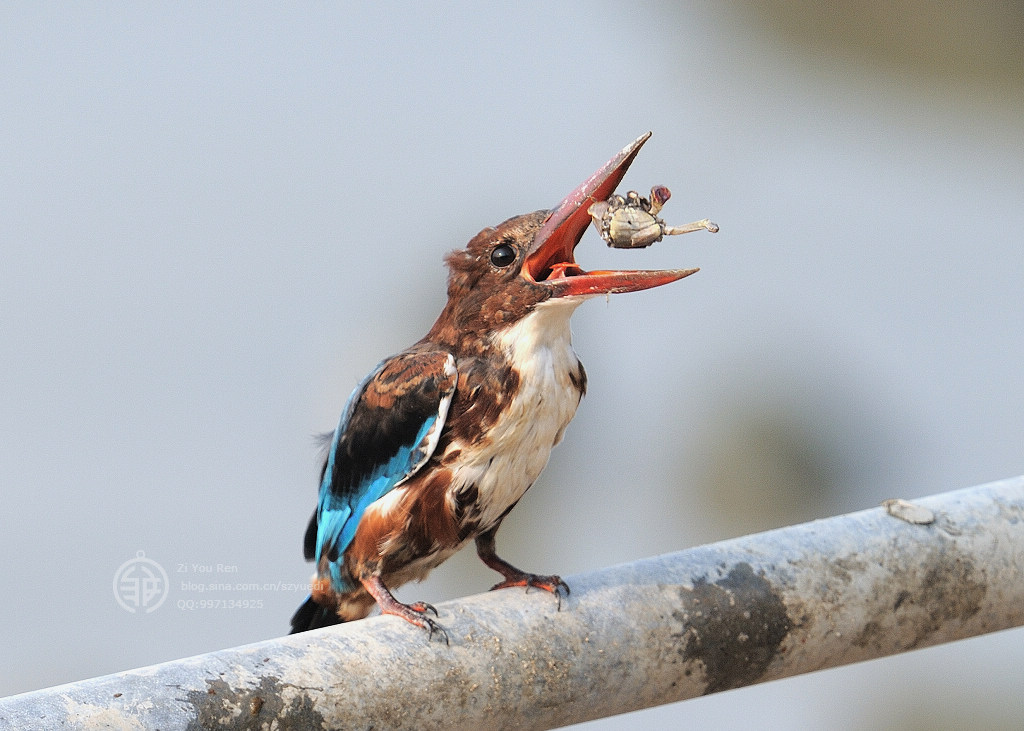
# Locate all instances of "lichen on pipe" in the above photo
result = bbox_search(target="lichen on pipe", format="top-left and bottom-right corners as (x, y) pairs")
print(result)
(1, 476), (1022, 730)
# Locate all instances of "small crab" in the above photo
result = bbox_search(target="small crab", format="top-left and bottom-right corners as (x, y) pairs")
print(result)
(587, 185), (719, 249)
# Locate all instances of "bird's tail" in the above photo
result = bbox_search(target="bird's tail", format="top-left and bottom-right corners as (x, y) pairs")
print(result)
(290, 595), (343, 634)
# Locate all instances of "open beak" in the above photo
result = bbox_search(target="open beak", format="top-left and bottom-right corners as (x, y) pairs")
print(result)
(523, 132), (698, 297)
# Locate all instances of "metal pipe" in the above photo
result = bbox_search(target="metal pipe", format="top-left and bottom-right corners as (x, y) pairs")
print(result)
(2, 476), (1022, 730)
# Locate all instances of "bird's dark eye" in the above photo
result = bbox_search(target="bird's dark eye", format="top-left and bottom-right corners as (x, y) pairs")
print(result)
(489, 243), (517, 268)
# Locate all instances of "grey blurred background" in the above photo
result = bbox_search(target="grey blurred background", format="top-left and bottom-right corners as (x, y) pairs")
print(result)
(2, 2), (1022, 728)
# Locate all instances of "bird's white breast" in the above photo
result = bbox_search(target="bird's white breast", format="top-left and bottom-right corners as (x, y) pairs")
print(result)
(447, 298), (585, 531)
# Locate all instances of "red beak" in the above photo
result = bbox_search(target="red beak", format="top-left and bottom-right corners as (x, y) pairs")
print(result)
(523, 132), (698, 297)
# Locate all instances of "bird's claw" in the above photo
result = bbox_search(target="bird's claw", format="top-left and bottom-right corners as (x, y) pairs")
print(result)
(421, 615), (450, 645)
(409, 600), (439, 617)
(403, 600), (448, 644)
(377, 597), (449, 644)
(491, 573), (570, 610)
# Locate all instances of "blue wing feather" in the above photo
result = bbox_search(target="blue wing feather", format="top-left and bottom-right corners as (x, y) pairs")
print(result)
(311, 351), (456, 592)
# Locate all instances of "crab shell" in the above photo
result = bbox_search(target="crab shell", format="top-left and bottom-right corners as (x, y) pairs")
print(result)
(587, 198), (669, 249)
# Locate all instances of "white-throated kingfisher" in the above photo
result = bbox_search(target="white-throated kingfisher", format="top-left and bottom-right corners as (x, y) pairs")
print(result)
(291, 133), (702, 640)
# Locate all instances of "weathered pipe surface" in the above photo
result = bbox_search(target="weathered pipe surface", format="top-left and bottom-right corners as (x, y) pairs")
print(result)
(2, 476), (1023, 730)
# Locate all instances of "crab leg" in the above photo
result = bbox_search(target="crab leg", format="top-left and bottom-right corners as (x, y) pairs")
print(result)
(663, 218), (719, 236)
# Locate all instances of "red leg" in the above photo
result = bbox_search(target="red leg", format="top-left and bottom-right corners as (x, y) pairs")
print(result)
(359, 575), (448, 644)
(475, 529), (570, 609)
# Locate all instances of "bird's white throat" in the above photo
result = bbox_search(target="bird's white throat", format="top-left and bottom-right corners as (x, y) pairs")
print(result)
(451, 298), (585, 530)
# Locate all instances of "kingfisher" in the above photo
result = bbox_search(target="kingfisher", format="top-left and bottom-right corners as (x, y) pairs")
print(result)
(291, 133), (706, 639)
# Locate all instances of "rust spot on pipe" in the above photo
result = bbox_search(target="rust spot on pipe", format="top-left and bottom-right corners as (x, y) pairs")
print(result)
(853, 545), (987, 651)
(674, 562), (791, 694)
(186, 676), (324, 730)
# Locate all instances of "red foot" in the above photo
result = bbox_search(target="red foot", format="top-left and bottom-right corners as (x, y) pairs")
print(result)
(490, 572), (570, 610)
(407, 601), (439, 616)
(476, 533), (570, 610)
(360, 576), (449, 644)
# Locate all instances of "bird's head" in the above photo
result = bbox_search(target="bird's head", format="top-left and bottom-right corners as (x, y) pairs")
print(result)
(432, 133), (698, 340)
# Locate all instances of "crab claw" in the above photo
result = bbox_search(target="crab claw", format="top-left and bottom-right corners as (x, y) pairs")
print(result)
(649, 185), (671, 215)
